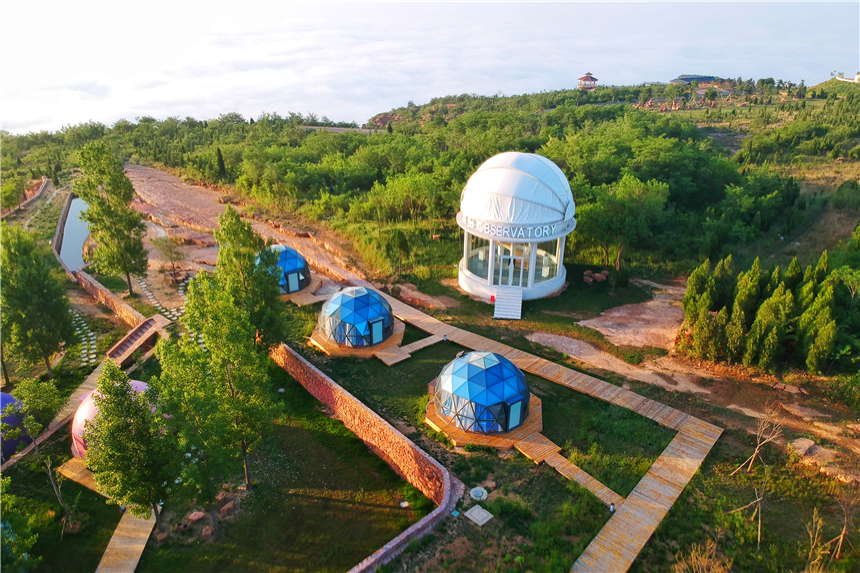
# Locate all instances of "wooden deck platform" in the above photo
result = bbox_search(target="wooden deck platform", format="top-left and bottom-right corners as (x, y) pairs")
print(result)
(378, 291), (723, 572)
(424, 395), (544, 451)
(284, 273), (327, 306)
(309, 320), (405, 358)
(57, 456), (100, 493)
(96, 510), (157, 573)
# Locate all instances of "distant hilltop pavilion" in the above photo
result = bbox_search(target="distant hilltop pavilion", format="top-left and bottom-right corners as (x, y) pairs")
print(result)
(670, 74), (722, 86)
(578, 72), (598, 90)
(835, 72), (860, 84)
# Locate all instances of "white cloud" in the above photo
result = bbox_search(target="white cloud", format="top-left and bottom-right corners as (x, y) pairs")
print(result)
(1, 2), (858, 133)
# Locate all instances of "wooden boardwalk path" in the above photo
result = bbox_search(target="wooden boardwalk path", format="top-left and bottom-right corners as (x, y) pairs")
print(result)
(95, 510), (156, 573)
(57, 456), (157, 573)
(49, 360), (104, 430)
(378, 292), (722, 572)
(57, 456), (100, 493)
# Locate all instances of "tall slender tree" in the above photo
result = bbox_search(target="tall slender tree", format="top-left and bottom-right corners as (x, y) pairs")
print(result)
(85, 360), (175, 531)
(74, 141), (148, 295)
(155, 274), (279, 493)
(0, 224), (74, 380)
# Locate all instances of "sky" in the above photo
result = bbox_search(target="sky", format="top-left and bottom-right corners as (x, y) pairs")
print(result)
(2, 1), (858, 134)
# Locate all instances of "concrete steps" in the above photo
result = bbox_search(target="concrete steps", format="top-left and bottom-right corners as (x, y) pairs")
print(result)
(493, 288), (522, 320)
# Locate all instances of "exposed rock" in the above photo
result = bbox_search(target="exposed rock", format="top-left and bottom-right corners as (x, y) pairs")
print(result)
(201, 526), (213, 540)
(157, 532), (169, 542)
(780, 403), (831, 420)
(216, 491), (228, 502)
(220, 500), (235, 517)
(813, 421), (844, 436)
(782, 384), (802, 395)
(583, 276), (594, 284)
(188, 511), (206, 523)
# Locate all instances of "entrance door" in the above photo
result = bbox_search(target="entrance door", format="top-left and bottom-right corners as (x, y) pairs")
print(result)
(371, 319), (384, 345)
(288, 272), (299, 293)
(493, 243), (528, 287)
(508, 401), (522, 430)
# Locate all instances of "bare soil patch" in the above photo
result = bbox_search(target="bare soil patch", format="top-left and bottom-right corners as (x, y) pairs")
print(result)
(578, 278), (687, 350)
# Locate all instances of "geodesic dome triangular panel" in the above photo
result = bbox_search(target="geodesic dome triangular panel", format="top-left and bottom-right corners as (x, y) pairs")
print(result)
(318, 287), (394, 348)
(265, 245), (311, 294)
(434, 351), (530, 434)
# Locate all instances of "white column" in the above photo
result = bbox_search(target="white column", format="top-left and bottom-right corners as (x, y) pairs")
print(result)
(557, 237), (566, 276)
(527, 242), (537, 289)
(487, 240), (496, 286)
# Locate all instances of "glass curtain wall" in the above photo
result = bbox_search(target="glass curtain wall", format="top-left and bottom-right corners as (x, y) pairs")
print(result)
(493, 242), (530, 287)
(466, 233), (490, 279)
(534, 239), (560, 284)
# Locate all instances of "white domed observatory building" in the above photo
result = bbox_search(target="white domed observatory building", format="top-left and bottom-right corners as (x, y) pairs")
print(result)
(457, 152), (576, 318)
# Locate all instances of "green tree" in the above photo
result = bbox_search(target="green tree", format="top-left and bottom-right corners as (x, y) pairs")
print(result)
(1, 476), (40, 573)
(726, 304), (747, 363)
(216, 147), (227, 180)
(712, 255), (735, 310)
(206, 206), (286, 350)
(74, 141), (148, 295)
(154, 274), (279, 493)
(85, 360), (174, 531)
(386, 228), (411, 275)
(783, 257), (803, 293)
(2, 379), (73, 527)
(1, 175), (25, 211)
(683, 259), (712, 323)
(152, 236), (184, 280)
(833, 266), (860, 312)
(813, 250), (829, 288)
(577, 175), (669, 271)
(0, 224), (74, 380)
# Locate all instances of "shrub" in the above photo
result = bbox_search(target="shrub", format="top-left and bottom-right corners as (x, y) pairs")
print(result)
(832, 179), (860, 211)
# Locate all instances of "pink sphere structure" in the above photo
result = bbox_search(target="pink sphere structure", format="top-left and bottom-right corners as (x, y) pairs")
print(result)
(71, 380), (148, 459)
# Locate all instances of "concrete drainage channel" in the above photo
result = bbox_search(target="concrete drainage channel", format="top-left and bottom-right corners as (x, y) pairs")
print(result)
(71, 310), (99, 366)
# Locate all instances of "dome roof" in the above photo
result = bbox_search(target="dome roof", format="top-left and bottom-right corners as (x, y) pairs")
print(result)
(435, 352), (530, 434)
(267, 245), (310, 294)
(71, 381), (148, 459)
(460, 152), (575, 227)
(318, 287), (394, 348)
(1, 392), (29, 462)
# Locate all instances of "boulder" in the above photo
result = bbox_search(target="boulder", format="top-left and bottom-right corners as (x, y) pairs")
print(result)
(780, 403), (831, 420)
(593, 273), (607, 283)
(584, 270), (593, 277)
(220, 500), (235, 517)
(201, 526), (213, 540)
(188, 511), (206, 524)
(216, 491), (228, 502)
(157, 532), (169, 543)
(583, 276), (593, 284)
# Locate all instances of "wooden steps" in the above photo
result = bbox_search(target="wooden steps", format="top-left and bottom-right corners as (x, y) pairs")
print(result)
(106, 315), (170, 368)
(494, 288), (523, 320)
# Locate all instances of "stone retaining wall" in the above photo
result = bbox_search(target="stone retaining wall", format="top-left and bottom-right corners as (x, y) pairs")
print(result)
(270, 343), (461, 571)
(76, 271), (146, 328)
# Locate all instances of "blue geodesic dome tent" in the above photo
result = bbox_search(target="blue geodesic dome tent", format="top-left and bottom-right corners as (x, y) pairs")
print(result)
(434, 352), (530, 434)
(318, 287), (394, 348)
(266, 245), (311, 294)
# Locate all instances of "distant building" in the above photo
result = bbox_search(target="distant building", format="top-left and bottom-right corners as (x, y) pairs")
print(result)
(670, 74), (722, 87)
(578, 72), (598, 90)
(835, 72), (860, 84)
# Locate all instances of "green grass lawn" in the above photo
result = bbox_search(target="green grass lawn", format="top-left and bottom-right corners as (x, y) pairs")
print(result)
(135, 361), (428, 573)
(2, 432), (123, 573)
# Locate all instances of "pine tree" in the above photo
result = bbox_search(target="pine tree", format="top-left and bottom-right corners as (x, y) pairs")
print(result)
(692, 305), (713, 359)
(708, 307), (730, 362)
(216, 147), (227, 180)
(683, 259), (712, 323)
(758, 326), (782, 372)
(806, 320), (837, 373)
(712, 255), (735, 310)
(726, 304), (747, 363)
(783, 257), (803, 293)
(798, 283), (835, 358)
(734, 257), (764, 327)
(764, 266), (781, 299)
(813, 250), (829, 288)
